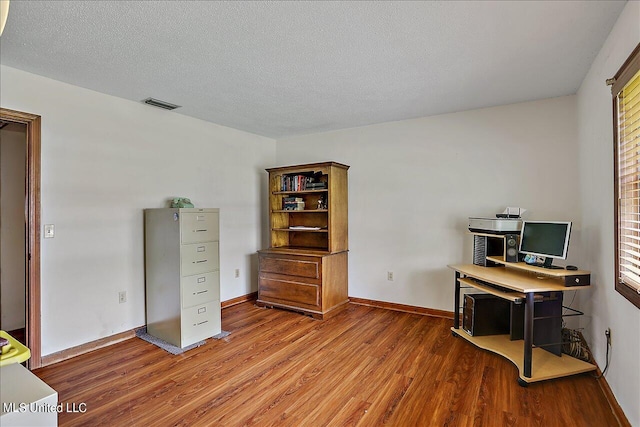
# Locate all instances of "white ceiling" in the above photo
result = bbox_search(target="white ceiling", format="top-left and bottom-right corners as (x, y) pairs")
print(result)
(0, 1), (627, 139)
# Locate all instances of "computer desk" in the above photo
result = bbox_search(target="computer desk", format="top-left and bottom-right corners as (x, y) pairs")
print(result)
(448, 259), (595, 386)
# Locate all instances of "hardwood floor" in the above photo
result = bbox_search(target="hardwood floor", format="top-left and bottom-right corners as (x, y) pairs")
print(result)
(6, 327), (25, 345)
(33, 302), (619, 426)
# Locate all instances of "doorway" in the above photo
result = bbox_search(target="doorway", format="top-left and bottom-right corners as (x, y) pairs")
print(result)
(0, 108), (41, 369)
(1, 121), (27, 343)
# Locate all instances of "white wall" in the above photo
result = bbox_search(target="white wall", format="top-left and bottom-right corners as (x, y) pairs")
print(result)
(576, 1), (640, 425)
(0, 65), (276, 356)
(0, 126), (27, 331)
(276, 95), (582, 312)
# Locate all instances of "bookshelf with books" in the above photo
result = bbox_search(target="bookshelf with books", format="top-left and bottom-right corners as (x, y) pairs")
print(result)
(257, 161), (349, 319)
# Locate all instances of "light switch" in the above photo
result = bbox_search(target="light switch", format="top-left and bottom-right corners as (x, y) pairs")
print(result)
(44, 224), (55, 238)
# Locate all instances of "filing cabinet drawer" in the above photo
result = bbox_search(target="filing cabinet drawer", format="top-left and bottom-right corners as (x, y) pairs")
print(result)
(182, 271), (220, 309)
(181, 242), (219, 276)
(181, 212), (219, 244)
(181, 301), (220, 345)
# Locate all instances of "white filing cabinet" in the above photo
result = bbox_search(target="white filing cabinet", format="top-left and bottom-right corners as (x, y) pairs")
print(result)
(145, 208), (221, 348)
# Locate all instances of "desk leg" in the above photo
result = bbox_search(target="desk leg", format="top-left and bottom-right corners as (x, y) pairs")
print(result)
(524, 291), (534, 378)
(454, 271), (461, 329)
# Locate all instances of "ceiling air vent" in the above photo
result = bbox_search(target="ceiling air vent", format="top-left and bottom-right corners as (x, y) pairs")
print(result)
(142, 97), (181, 110)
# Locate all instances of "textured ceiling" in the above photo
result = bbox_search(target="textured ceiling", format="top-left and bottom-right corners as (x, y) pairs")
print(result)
(0, 1), (627, 139)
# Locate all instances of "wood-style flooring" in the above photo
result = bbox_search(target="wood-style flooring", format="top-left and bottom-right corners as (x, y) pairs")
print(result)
(6, 327), (26, 345)
(33, 302), (619, 426)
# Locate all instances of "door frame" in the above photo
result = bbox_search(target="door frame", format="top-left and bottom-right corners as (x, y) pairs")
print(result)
(0, 108), (41, 369)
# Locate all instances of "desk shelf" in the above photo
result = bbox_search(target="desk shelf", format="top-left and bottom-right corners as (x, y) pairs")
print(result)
(450, 329), (596, 384)
(486, 256), (591, 276)
(458, 277), (527, 303)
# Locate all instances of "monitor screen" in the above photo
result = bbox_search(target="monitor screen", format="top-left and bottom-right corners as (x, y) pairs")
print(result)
(519, 221), (572, 260)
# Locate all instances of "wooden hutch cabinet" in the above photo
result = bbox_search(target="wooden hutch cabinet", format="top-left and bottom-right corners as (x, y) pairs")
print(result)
(257, 161), (349, 319)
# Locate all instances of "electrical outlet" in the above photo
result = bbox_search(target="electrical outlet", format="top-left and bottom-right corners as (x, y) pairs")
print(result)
(605, 328), (611, 345)
(235, 268), (240, 278)
(387, 271), (394, 281)
(118, 291), (127, 304)
(44, 224), (55, 238)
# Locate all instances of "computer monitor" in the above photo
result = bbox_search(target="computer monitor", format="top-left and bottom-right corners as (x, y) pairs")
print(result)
(518, 221), (572, 268)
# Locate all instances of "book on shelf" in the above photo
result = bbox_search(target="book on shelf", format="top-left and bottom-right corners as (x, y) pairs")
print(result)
(280, 171), (325, 191)
(289, 225), (322, 230)
(283, 201), (305, 211)
(306, 182), (327, 189)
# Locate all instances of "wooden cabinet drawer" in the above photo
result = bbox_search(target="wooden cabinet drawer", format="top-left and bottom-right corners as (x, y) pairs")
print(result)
(258, 277), (320, 308)
(182, 271), (219, 309)
(181, 242), (219, 276)
(181, 212), (219, 244)
(181, 301), (220, 345)
(259, 255), (321, 279)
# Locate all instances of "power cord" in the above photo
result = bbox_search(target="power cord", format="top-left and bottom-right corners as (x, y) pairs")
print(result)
(561, 291), (577, 329)
(593, 329), (611, 379)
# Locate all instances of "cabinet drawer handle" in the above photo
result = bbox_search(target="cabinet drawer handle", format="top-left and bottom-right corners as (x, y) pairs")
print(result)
(194, 259), (208, 264)
(195, 290), (208, 295)
(195, 320), (209, 326)
(194, 229), (207, 232)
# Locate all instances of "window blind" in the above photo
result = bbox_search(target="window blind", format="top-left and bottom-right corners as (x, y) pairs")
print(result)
(617, 68), (640, 295)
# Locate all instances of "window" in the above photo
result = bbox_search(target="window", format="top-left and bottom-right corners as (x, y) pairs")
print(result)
(613, 43), (640, 309)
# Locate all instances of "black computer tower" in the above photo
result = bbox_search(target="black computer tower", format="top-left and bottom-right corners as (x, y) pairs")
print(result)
(462, 294), (511, 336)
(472, 235), (504, 267)
(510, 292), (563, 356)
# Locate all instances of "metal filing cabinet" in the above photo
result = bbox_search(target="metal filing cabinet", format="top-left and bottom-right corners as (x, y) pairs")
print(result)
(144, 208), (221, 348)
